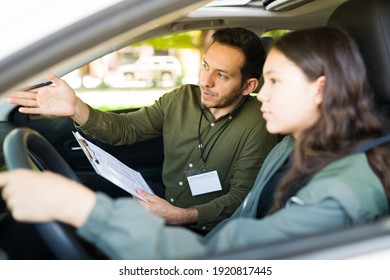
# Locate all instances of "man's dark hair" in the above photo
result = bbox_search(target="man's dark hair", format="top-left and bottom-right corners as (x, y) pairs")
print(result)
(212, 27), (266, 84)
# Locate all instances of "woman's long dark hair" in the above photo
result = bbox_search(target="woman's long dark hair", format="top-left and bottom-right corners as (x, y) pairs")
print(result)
(269, 26), (390, 213)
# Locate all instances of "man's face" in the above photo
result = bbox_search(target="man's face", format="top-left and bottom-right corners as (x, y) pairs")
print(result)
(199, 42), (246, 115)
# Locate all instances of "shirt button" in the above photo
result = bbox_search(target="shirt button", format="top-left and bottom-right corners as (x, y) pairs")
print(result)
(210, 123), (215, 127)
(170, 198), (175, 203)
(179, 181), (183, 186)
(189, 163), (193, 168)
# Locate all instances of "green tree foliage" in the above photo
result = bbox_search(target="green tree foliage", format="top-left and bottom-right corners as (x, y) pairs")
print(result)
(262, 29), (290, 39)
(133, 31), (202, 50)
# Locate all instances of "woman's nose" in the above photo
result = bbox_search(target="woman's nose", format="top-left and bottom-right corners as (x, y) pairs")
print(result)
(257, 85), (268, 102)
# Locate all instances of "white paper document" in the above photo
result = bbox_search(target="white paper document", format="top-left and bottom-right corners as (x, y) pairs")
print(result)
(72, 131), (154, 202)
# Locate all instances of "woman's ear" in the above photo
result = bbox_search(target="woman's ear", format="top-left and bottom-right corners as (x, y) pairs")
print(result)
(314, 76), (326, 105)
(242, 78), (259, 96)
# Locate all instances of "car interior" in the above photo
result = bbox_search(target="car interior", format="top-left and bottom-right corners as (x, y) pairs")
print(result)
(2, 0), (390, 260)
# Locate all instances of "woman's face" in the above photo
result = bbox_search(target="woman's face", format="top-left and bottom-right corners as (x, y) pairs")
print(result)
(257, 48), (323, 139)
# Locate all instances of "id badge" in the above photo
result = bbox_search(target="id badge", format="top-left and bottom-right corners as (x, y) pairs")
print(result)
(186, 166), (222, 196)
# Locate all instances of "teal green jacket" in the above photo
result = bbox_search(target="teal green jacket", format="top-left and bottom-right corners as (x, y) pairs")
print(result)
(77, 136), (389, 259)
(77, 84), (277, 230)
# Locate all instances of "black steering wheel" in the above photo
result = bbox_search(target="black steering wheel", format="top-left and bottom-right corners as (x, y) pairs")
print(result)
(3, 127), (90, 259)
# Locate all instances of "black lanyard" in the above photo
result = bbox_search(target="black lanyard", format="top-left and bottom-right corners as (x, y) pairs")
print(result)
(197, 109), (233, 163)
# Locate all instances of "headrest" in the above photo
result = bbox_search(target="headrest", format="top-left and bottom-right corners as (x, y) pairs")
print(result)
(327, 0), (390, 104)
(261, 36), (274, 52)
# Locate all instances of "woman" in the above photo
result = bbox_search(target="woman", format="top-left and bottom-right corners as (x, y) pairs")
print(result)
(1, 26), (390, 259)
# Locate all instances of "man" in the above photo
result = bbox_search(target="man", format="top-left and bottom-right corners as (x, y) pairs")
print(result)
(6, 27), (277, 232)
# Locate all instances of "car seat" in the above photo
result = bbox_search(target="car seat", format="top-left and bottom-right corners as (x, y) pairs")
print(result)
(327, 0), (390, 130)
(261, 36), (274, 52)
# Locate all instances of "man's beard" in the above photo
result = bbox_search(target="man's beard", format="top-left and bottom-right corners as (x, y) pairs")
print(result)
(201, 88), (243, 109)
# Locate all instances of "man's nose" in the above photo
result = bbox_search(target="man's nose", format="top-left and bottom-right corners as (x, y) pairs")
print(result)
(200, 71), (214, 87)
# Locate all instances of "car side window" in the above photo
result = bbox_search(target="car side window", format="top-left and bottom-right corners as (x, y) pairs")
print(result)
(63, 30), (205, 112)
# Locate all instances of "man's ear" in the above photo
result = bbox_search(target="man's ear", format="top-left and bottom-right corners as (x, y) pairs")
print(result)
(242, 78), (259, 96)
(314, 76), (326, 105)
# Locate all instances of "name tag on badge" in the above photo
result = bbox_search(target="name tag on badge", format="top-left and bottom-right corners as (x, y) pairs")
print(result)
(186, 167), (222, 196)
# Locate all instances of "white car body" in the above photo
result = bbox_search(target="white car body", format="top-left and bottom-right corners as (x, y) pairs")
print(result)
(117, 56), (182, 87)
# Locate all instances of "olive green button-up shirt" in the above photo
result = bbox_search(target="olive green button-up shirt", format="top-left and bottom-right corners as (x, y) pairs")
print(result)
(77, 84), (277, 230)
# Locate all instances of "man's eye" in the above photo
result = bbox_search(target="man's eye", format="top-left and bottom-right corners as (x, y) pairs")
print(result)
(218, 73), (227, 79)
